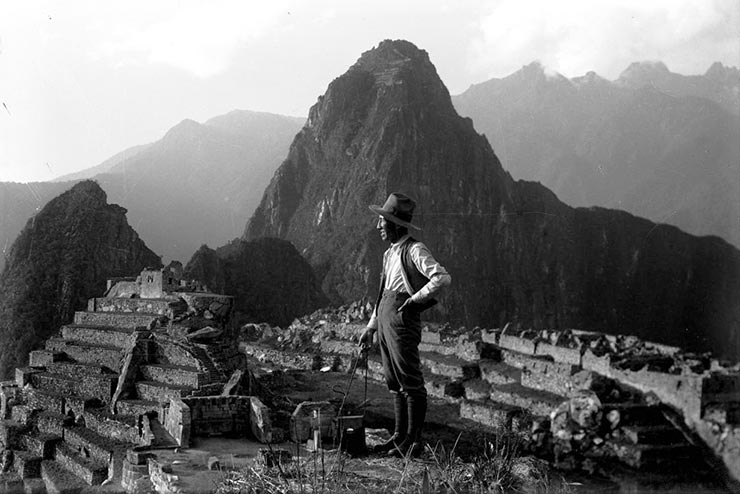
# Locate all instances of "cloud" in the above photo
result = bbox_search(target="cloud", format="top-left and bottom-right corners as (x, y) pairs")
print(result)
(470, 0), (739, 79)
(92, 1), (295, 78)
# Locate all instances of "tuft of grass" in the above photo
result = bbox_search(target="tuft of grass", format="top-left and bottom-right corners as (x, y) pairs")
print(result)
(214, 429), (574, 494)
(468, 431), (524, 493)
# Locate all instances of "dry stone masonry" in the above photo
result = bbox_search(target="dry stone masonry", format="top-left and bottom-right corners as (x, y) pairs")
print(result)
(1, 264), (739, 491)
(0, 267), (272, 493)
(239, 302), (740, 487)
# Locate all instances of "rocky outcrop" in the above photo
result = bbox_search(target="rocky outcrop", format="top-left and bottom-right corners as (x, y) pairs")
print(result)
(244, 40), (740, 361)
(0, 180), (162, 378)
(184, 238), (328, 328)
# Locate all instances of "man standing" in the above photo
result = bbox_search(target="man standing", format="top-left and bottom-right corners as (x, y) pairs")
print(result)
(359, 192), (451, 458)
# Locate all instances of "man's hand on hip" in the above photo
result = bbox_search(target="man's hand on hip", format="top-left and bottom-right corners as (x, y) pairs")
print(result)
(397, 298), (415, 312)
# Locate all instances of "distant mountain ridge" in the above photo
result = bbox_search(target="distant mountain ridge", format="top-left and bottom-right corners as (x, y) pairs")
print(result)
(245, 40), (740, 360)
(0, 110), (304, 271)
(617, 61), (740, 113)
(452, 61), (740, 246)
(52, 143), (154, 182)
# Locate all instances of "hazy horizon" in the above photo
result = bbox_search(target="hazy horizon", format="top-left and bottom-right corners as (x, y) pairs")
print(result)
(1, 0), (738, 183)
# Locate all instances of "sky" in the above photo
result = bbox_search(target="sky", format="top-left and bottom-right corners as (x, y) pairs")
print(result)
(0, 0), (738, 183)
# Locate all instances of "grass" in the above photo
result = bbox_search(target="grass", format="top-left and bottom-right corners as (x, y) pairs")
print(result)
(213, 430), (574, 494)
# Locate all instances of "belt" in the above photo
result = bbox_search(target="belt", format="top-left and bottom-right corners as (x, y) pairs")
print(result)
(381, 289), (410, 299)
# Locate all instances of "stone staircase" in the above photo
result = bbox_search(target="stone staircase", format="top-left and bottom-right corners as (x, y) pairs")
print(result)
(419, 336), (704, 470)
(241, 322), (707, 472)
(0, 304), (215, 492)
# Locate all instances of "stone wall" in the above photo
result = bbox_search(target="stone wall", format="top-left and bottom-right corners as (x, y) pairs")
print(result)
(164, 399), (190, 448)
(182, 396), (251, 438)
(147, 458), (181, 494)
(0, 383), (21, 420)
(256, 305), (740, 482)
(90, 297), (172, 316)
(111, 330), (154, 416)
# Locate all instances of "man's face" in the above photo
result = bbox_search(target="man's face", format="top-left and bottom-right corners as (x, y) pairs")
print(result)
(377, 216), (398, 243)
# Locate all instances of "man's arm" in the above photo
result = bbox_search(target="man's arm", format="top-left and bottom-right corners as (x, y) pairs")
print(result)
(359, 303), (379, 349)
(408, 243), (451, 304)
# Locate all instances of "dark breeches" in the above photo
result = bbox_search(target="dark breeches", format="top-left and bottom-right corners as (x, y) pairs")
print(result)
(377, 290), (427, 398)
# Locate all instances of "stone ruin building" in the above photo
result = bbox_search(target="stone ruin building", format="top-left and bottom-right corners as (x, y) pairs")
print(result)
(0, 265), (272, 493)
(0, 265), (739, 492)
(242, 303), (740, 490)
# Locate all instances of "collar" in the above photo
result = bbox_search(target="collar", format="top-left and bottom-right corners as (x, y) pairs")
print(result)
(390, 234), (411, 250)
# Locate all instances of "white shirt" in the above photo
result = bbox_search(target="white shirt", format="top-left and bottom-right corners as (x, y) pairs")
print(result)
(367, 234), (451, 330)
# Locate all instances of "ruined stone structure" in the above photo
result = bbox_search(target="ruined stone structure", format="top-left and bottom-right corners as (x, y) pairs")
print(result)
(1, 263), (738, 491)
(241, 303), (740, 487)
(0, 267), (271, 493)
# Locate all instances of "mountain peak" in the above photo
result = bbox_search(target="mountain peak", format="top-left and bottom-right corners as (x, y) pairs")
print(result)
(509, 62), (572, 87)
(0, 181), (161, 377)
(157, 118), (212, 152)
(246, 39), (512, 301)
(351, 39), (430, 73)
(624, 60), (670, 73)
(305, 38), (456, 133)
(162, 118), (203, 140)
(522, 61), (546, 73)
(65, 179), (108, 205)
(572, 70), (610, 87)
(617, 61), (671, 85)
(344, 39), (447, 97)
(706, 61), (740, 82)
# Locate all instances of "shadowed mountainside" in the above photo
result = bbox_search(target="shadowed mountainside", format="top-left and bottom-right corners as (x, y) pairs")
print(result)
(245, 40), (740, 360)
(452, 62), (740, 246)
(0, 180), (162, 378)
(183, 238), (328, 327)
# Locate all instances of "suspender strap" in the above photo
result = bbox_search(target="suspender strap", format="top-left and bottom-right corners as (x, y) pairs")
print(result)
(374, 237), (438, 314)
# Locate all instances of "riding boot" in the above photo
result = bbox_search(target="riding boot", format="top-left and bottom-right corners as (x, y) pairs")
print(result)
(371, 392), (407, 453)
(388, 393), (426, 458)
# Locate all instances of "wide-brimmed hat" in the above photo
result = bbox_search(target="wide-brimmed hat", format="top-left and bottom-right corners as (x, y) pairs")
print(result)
(369, 192), (421, 230)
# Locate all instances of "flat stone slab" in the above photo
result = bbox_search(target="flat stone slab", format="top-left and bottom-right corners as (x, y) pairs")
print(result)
(28, 350), (64, 368)
(61, 324), (134, 349)
(72, 311), (160, 330)
(620, 424), (686, 445)
(488, 383), (564, 417)
(459, 399), (522, 430)
(47, 360), (115, 377)
(140, 363), (203, 388)
(479, 360), (521, 386)
(63, 425), (130, 465)
(420, 352), (480, 380)
(425, 374), (464, 400)
(134, 381), (195, 403)
(115, 400), (163, 417)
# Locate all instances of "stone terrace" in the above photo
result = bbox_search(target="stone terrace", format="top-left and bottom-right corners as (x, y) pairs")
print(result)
(239, 302), (740, 486)
(0, 275), (269, 493)
(1, 281), (739, 492)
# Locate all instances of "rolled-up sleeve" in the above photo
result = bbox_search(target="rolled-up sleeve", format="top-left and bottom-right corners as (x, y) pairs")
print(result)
(367, 307), (379, 330)
(409, 243), (451, 303)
